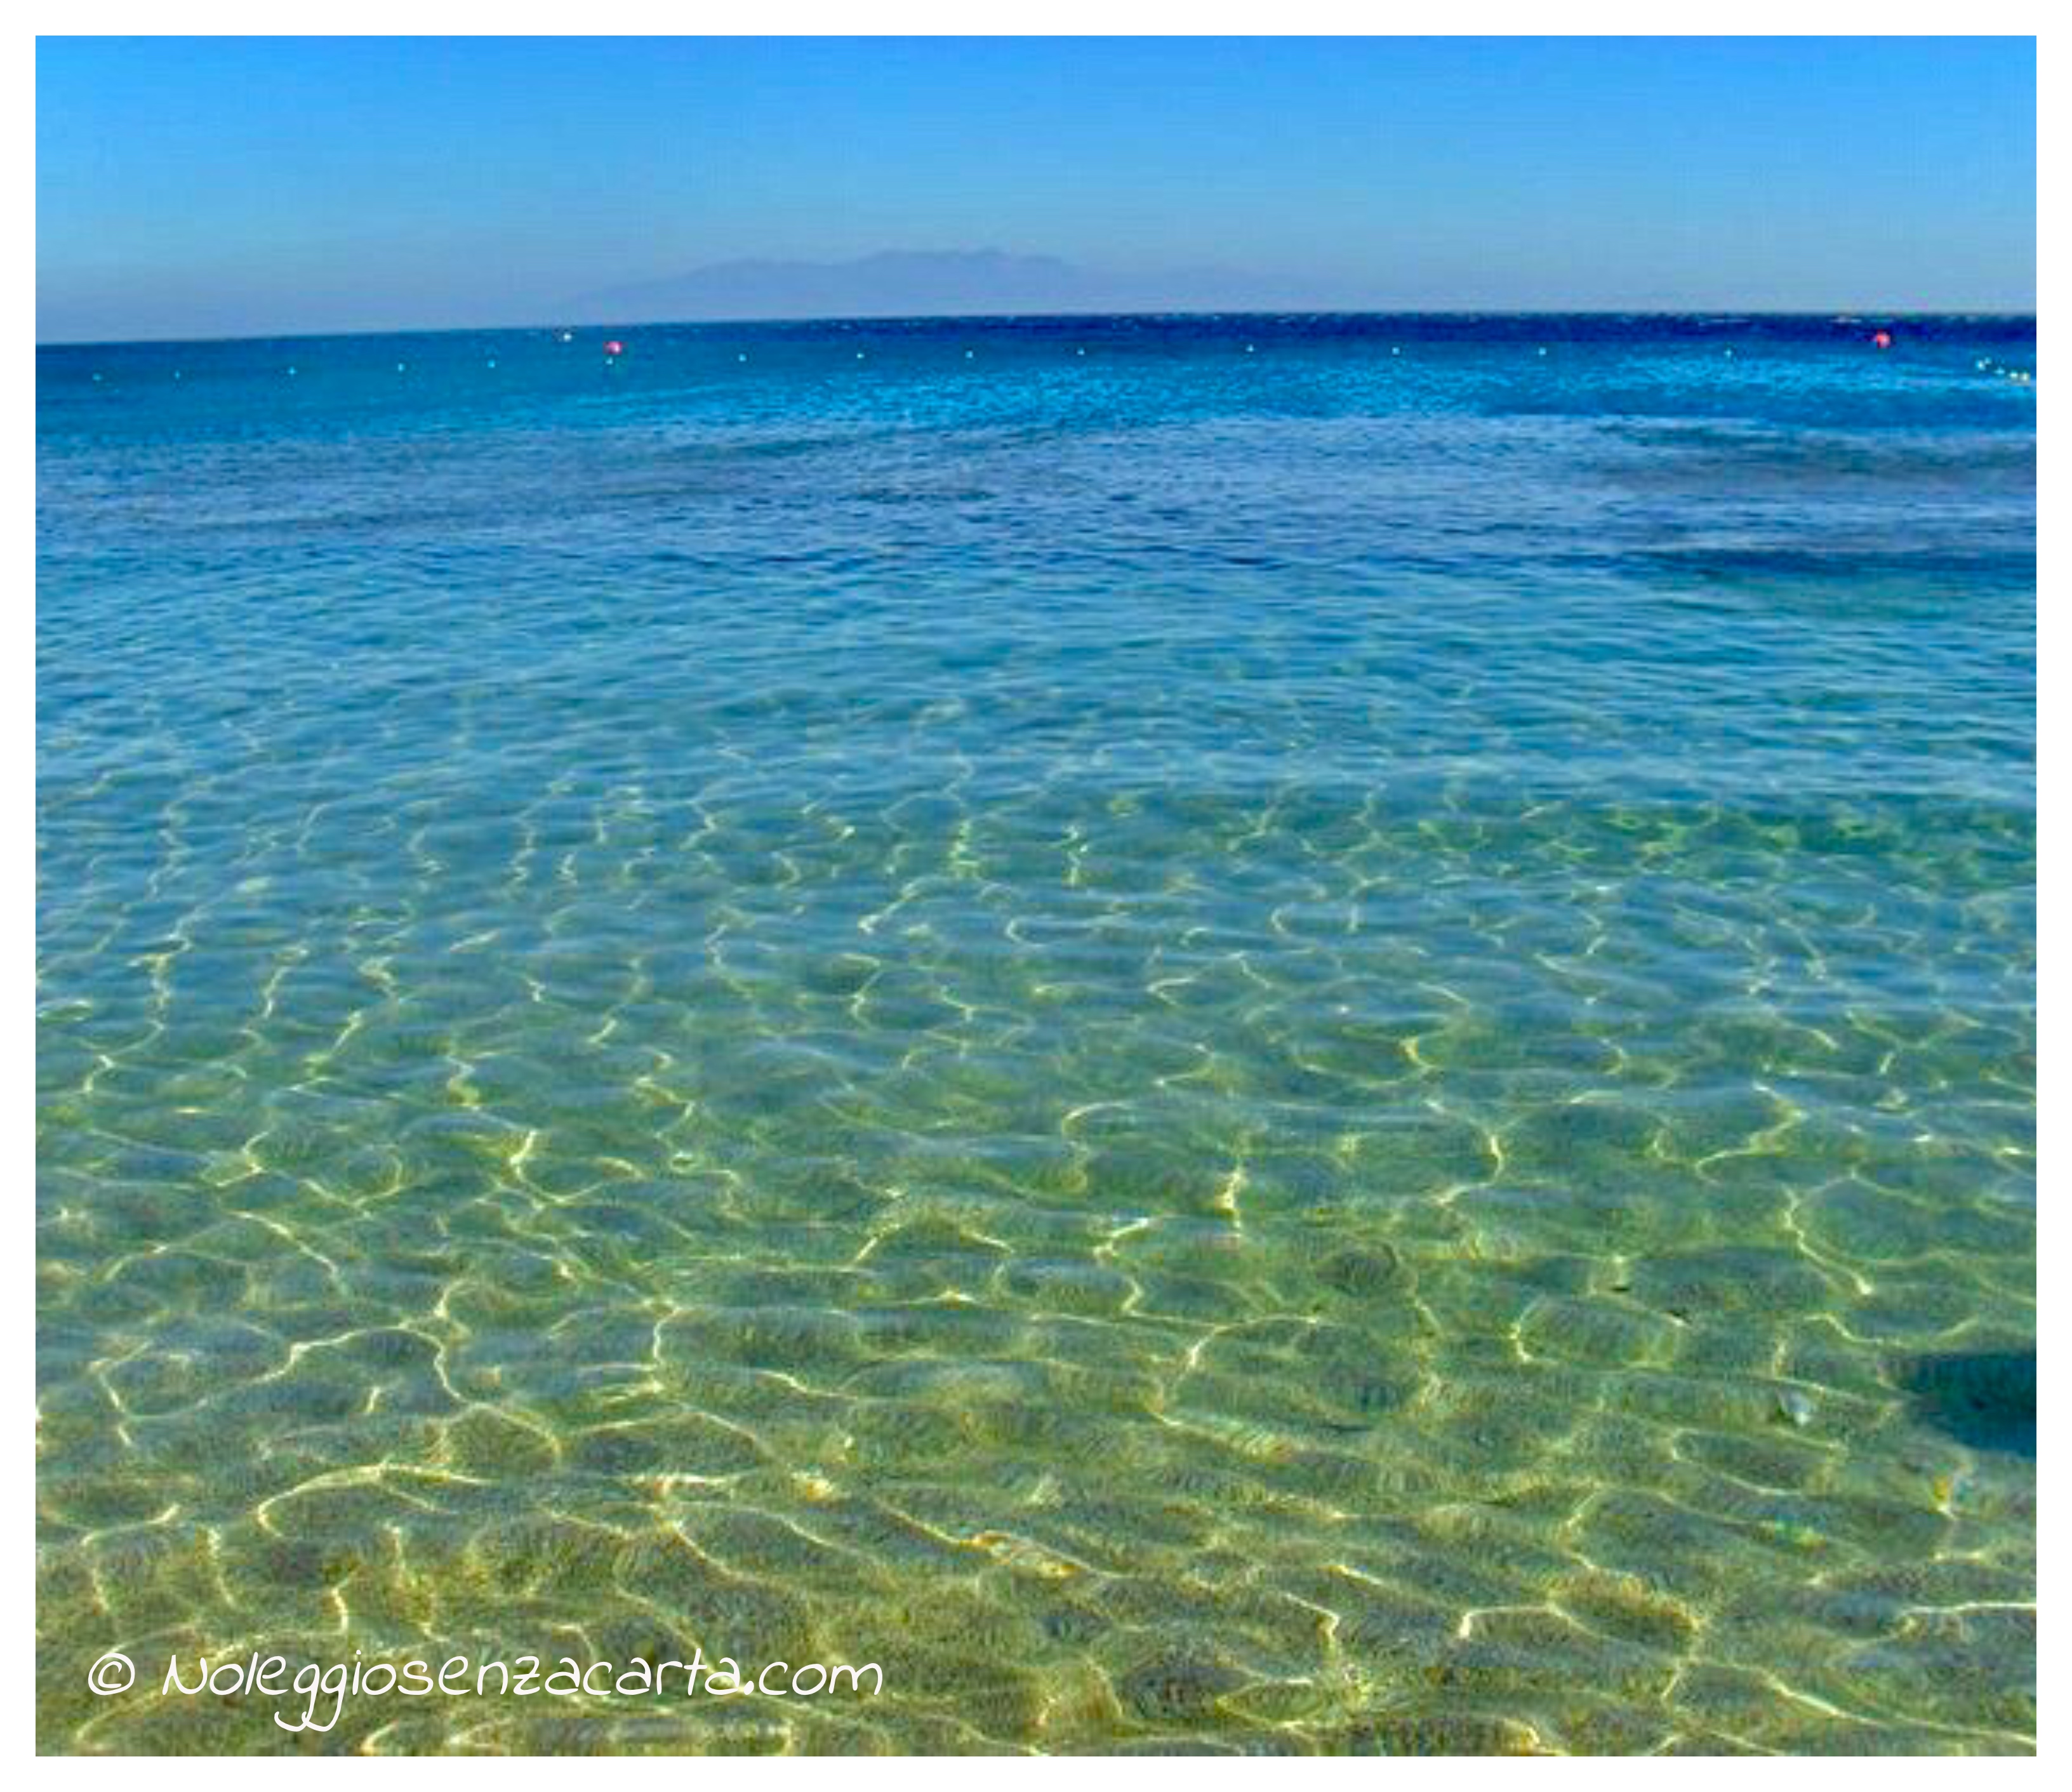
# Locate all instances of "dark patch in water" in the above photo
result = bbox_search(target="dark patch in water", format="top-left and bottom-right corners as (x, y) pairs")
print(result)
(1899, 1348), (2036, 1457)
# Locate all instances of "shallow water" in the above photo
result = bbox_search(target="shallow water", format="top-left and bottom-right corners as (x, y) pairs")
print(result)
(37, 315), (2036, 1753)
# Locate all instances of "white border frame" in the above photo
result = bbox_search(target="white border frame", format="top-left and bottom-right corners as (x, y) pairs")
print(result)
(15, 12), (2049, 1774)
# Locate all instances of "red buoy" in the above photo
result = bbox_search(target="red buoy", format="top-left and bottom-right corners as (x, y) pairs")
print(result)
(1872, 330), (1893, 350)
(604, 340), (625, 357)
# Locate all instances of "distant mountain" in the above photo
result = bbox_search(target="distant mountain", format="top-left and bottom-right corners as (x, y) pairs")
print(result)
(568, 249), (1313, 323)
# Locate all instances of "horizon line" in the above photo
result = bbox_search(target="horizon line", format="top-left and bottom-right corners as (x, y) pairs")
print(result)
(34, 303), (2042, 352)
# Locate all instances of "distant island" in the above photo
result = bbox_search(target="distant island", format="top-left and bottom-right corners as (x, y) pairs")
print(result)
(568, 248), (1332, 323)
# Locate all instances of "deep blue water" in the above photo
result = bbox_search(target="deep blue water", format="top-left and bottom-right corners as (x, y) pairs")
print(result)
(38, 315), (2035, 1753)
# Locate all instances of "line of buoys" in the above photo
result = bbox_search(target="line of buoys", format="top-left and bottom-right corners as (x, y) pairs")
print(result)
(1972, 357), (2033, 384)
(86, 333), (2040, 390)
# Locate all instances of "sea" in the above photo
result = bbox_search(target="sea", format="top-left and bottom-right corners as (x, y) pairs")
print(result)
(36, 314), (2037, 1753)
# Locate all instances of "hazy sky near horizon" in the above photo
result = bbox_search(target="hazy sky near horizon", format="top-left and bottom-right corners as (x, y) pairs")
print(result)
(38, 36), (2036, 342)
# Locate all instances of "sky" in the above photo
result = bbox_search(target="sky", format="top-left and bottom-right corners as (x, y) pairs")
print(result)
(37, 36), (2037, 342)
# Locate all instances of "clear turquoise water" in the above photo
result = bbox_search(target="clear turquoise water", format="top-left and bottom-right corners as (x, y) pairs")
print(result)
(37, 316), (2036, 1754)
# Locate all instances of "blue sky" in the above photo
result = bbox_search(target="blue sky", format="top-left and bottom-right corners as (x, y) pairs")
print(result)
(37, 37), (2036, 341)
